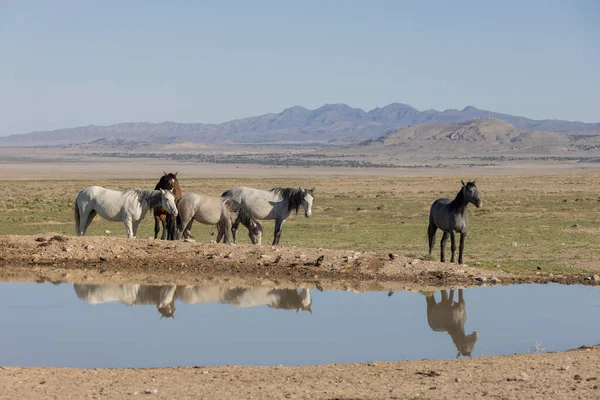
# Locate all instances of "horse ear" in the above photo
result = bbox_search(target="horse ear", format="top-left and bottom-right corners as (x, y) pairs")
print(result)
(473, 178), (477, 185)
(310, 187), (315, 193)
(461, 180), (466, 187)
(456, 352), (461, 359)
(163, 171), (167, 176)
(174, 171), (178, 177)
(160, 188), (165, 194)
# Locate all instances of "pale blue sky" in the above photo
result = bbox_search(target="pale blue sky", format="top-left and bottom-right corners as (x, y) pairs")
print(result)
(1, 0), (598, 135)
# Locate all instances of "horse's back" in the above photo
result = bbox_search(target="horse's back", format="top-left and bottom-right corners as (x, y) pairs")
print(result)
(179, 192), (222, 225)
(222, 186), (275, 219)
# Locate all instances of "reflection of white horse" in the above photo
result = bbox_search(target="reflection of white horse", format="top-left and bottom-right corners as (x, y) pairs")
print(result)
(176, 286), (312, 313)
(74, 284), (177, 318)
(74, 284), (312, 317)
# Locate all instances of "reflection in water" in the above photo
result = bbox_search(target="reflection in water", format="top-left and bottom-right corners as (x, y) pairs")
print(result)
(74, 284), (313, 318)
(424, 289), (478, 358)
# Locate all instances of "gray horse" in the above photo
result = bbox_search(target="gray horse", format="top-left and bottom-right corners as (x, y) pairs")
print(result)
(221, 186), (315, 245)
(425, 289), (478, 358)
(175, 193), (262, 244)
(428, 180), (482, 264)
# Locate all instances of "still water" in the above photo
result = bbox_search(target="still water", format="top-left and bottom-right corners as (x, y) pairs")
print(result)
(0, 282), (598, 368)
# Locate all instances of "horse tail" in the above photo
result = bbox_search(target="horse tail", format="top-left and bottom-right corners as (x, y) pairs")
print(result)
(224, 198), (261, 232)
(74, 199), (81, 236)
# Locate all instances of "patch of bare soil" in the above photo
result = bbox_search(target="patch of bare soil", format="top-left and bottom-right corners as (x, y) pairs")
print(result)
(0, 234), (597, 290)
(1, 346), (599, 399)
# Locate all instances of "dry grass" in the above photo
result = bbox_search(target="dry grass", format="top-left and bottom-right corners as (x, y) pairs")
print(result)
(1, 174), (599, 273)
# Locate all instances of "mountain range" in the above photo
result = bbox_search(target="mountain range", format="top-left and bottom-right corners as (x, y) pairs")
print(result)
(1, 103), (599, 146)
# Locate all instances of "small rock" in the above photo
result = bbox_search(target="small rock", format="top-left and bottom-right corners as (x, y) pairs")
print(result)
(183, 238), (195, 243)
(143, 389), (158, 395)
(410, 258), (420, 265)
(62, 246), (72, 252)
(521, 372), (529, 381)
(559, 366), (571, 371)
(201, 371), (209, 375)
(474, 276), (487, 283)
(511, 242), (518, 247)
(490, 277), (501, 284)
(455, 378), (461, 382)
(104, 230), (111, 234)
(84, 245), (94, 251)
(573, 374), (582, 381)
(388, 253), (397, 260)
(224, 253), (232, 259)
(99, 257), (107, 262)
(572, 224), (580, 228)
(591, 275), (600, 283)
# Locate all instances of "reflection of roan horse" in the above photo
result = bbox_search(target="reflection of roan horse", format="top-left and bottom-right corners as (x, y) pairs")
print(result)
(424, 289), (478, 358)
(74, 284), (313, 318)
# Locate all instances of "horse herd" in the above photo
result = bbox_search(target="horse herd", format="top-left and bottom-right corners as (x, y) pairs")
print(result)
(74, 172), (482, 263)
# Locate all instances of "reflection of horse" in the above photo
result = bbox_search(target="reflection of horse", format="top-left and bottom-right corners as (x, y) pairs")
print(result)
(74, 186), (178, 238)
(175, 193), (262, 245)
(154, 172), (182, 240)
(74, 284), (177, 318)
(221, 186), (315, 245)
(176, 286), (312, 313)
(428, 180), (482, 264)
(73, 284), (312, 317)
(424, 289), (478, 358)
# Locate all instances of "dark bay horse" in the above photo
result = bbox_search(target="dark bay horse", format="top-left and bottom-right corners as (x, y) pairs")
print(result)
(154, 172), (182, 240)
(428, 180), (482, 264)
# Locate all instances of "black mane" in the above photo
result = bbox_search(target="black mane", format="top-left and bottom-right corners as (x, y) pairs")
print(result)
(270, 187), (304, 214)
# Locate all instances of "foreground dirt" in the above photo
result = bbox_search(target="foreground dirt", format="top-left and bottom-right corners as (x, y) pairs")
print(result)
(0, 234), (597, 291)
(2, 346), (599, 399)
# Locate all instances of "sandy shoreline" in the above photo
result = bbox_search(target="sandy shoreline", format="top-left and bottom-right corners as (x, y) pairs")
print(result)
(1, 346), (599, 399)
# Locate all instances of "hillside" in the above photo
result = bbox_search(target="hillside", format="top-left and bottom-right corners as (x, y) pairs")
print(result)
(1, 103), (599, 147)
(354, 119), (600, 156)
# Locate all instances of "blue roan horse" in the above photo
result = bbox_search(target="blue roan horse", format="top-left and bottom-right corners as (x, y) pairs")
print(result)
(221, 186), (315, 245)
(428, 180), (482, 264)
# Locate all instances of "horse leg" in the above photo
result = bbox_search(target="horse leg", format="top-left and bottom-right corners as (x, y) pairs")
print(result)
(132, 220), (141, 238)
(160, 215), (168, 240)
(166, 214), (175, 240)
(154, 215), (160, 239)
(450, 231), (457, 263)
(231, 220), (240, 244)
(449, 288), (455, 304)
(123, 216), (134, 238)
(427, 223), (437, 255)
(458, 232), (467, 265)
(272, 218), (285, 246)
(440, 289), (449, 303)
(440, 231), (449, 262)
(83, 210), (97, 236)
(458, 288), (464, 304)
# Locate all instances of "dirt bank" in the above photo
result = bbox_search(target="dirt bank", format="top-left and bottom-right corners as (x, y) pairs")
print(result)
(0, 234), (597, 290)
(1, 346), (599, 399)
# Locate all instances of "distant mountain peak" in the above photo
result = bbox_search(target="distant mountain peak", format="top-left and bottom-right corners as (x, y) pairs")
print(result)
(461, 106), (480, 112)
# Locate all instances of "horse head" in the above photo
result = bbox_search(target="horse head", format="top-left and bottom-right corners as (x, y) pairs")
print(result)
(301, 187), (315, 218)
(160, 188), (179, 216)
(248, 220), (263, 245)
(461, 180), (482, 208)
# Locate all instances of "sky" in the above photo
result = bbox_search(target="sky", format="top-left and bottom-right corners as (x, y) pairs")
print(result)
(0, 0), (598, 136)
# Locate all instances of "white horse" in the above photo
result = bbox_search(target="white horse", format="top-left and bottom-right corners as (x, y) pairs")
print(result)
(74, 186), (178, 238)
(221, 186), (315, 245)
(175, 193), (262, 244)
